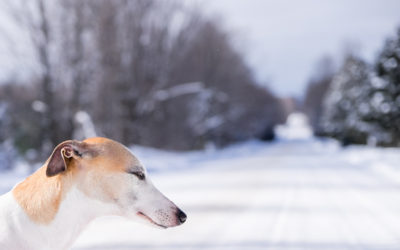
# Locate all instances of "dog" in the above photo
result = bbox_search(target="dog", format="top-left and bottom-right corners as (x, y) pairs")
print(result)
(0, 137), (186, 250)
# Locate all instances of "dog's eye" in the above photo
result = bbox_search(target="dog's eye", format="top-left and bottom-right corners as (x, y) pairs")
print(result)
(129, 171), (145, 180)
(73, 150), (82, 157)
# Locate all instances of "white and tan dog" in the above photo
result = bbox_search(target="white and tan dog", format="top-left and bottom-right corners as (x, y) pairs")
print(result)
(0, 137), (186, 250)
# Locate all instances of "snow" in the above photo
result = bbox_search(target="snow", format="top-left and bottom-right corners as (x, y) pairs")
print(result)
(275, 113), (313, 140)
(154, 82), (204, 101)
(31, 100), (47, 113)
(73, 111), (97, 140)
(139, 82), (206, 114)
(1, 113), (400, 249)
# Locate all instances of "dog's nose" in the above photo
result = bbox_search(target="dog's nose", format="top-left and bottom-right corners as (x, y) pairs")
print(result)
(177, 209), (187, 224)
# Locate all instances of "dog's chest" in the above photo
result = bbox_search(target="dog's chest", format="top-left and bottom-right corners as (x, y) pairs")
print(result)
(0, 192), (26, 248)
(0, 191), (67, 250)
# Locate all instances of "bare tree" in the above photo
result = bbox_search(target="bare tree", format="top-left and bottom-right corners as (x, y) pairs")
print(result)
(1, 0), (285, 157)
(304, 56), (336, 135)
(57, 0), (94, 139)
(4, 0), (58, 154)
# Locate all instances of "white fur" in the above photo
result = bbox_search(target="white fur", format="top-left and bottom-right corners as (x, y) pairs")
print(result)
(0, 187), (117, 250)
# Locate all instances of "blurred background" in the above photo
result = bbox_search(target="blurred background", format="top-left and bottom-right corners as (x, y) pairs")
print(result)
(0, 0), (400, 249)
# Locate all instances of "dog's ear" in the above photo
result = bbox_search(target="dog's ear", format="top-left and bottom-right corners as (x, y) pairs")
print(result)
(46, 140), (85, 177)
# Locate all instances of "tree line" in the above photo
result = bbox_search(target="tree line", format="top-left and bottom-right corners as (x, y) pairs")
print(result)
(0, 0), (285, 168)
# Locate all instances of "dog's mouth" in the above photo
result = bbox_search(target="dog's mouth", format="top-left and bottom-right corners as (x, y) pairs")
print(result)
(137, 212), (167, 229)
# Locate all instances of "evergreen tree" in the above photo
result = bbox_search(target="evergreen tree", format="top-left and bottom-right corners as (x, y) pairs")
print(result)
(367, 27), (400, 146)
(321, 27), (400, 147)
(321, 55), (371, 145)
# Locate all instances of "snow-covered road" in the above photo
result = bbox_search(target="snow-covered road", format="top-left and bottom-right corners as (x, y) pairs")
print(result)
(71, 139), (400, 250)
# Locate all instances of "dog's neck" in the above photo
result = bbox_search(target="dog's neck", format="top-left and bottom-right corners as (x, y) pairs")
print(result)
(10, 166), (116, 249)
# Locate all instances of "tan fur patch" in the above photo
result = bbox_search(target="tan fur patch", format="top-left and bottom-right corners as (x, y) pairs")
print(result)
(13, 166), (68, 224)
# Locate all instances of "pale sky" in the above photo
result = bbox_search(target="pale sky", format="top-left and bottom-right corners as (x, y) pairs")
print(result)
(196, 0), (400, 97)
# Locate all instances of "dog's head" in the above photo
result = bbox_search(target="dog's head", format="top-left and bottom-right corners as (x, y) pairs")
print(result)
(45, 137), (186, 228)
